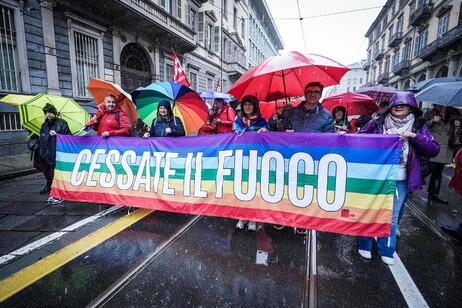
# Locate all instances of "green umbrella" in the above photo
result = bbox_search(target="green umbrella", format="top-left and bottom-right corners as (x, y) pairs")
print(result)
(19, 94), (90, 136)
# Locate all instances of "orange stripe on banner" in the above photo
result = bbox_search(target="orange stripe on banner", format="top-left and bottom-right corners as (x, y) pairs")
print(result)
(51, 180), (393, 223)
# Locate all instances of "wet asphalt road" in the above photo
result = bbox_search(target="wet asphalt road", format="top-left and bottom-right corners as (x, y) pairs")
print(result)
(0, 171), (461, 307)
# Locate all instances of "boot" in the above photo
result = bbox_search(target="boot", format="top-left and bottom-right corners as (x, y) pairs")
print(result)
(39, 184), (51, 194)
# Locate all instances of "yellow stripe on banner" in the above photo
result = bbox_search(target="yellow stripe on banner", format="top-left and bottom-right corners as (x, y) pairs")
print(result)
(0, 208), (153, 302)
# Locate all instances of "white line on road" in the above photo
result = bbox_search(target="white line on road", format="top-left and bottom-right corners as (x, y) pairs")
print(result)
(389, 253), (429, 308)
(0, 205), (123, 266)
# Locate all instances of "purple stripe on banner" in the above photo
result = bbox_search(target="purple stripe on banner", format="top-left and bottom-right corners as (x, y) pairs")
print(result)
(58, 132), (399, 151)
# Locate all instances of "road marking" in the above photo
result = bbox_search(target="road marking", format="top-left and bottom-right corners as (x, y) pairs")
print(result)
(0, 205), (123, 266)
(389, 253), (429, 308)
(0, 208), (153, 302)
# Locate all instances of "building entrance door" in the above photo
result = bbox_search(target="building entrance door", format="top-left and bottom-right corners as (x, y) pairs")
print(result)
(120, 43), (152, 92)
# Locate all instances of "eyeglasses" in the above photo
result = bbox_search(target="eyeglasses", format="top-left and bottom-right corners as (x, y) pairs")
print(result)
(305, 90), (321, 96)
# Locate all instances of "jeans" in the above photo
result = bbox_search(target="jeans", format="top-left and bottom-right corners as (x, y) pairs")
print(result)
(357, 180), (408, 258)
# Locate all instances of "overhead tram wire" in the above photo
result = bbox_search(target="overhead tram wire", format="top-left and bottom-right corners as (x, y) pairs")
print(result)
(296, 0), (307, 52)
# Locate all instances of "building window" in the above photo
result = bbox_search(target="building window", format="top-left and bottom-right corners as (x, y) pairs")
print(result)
(413, 31), (426, 57)
(188, 7), (197, 31)
(165, 63), (174, 82)
(222, 0), (227, 18)
(241, 19), (245, 39)
(207, 76), (213, 90)
(437, 14), (449, 38)
(233, 7), (238, 29)
(73, 32), (99, 97)
(189, 71), (197, 90)
(207, 24), (213, 50)
(0, 112), (22, 131)
(0, 5), (20, 92)
(177, 0), (182, 19)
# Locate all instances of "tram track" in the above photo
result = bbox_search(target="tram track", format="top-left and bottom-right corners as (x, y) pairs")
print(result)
(87, 215), (203, 308)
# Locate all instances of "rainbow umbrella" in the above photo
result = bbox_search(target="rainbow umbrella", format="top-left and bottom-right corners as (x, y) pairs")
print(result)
(131, 82), (208, 135)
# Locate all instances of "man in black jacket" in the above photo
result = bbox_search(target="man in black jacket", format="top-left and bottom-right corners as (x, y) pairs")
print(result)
(38, 103), (71, 204)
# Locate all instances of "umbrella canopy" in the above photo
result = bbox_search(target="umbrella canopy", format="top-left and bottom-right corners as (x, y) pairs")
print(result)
(86, 78), (139, 123)
(198, 90), (231, 101)
(415, 82), (462, 107)
(407, 77), (462, 92)
(0, 94), (35, 106)
(356, 85), (398, 105)
(259, 98), (302, 120)
(322, 92), (379, 116)
(228, 51), (349, 102)
(131, 81), (209, 135)
(18, 94), (90, 136)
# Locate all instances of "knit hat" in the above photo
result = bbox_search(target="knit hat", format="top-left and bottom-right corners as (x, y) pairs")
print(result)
(42, 103), (58, 115)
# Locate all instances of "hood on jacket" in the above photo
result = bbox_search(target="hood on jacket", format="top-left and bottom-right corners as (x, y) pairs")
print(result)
(157, 99), (173, 118)
(240, 95), (260, 117)
(385, 91), (422, 116)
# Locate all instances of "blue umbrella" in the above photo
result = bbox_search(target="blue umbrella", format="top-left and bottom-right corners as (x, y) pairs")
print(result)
(407, 77), (462, 92)
(198, 90), (231, 101)
(415, 82), (462, 107)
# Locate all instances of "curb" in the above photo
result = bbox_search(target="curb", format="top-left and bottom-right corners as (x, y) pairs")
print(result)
(0, 169), (38, 181)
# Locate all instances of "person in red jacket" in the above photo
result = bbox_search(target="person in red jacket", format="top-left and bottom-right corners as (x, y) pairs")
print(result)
(91, 94), (132, 137)
(198, 98), (235, 134)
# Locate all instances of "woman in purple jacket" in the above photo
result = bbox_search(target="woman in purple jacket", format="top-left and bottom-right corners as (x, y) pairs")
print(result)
(356, 92), (439, 265)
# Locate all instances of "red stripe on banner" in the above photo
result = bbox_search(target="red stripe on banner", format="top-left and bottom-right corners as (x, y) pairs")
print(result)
(53, 188), (390, 237)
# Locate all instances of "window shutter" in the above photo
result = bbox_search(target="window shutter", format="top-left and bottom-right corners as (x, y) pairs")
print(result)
(214, 26), (220, 52)
(198, 12), (204, 42)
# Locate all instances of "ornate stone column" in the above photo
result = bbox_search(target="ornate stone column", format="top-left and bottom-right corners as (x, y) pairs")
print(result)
(39, 0), (61, 95)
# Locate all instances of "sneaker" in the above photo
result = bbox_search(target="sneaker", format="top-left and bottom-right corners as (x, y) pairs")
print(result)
(247, 221), (257, 231)
(358, 249), (372, 259)
(381, 256), (395, 265)
(296, 228), (307, 235)
(273, 225), (285, 230)
(236, 220), (247, 230)
(47, 197), (54, 203)
(50, 198), (64, 205)
(396, 227), (401, 238)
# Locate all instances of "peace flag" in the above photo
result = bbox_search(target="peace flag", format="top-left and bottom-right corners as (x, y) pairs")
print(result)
(52, 133), (401, 237)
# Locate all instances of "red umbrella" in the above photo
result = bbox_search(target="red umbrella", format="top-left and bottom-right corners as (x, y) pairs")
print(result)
(228, 51), (349, 102)
(259, 98), (302, 120)
(322, 92), (379, 116)
(356, 86), (398, 106)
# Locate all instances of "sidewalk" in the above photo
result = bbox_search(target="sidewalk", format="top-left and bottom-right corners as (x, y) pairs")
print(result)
(0, 153), (37, 181)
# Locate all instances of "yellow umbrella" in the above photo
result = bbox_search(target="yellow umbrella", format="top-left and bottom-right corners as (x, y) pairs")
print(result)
(0, 94), (35, 106)
(19, 94), (90, 136)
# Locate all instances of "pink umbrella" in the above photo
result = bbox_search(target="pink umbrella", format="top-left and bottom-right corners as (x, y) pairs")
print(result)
(228, 51), (349, 102)
(322, 92), (379, 116)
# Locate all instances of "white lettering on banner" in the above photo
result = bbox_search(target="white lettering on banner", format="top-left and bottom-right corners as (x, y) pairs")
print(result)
(69, 149), (348, 209)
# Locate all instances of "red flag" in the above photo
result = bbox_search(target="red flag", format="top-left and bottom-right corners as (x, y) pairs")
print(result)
(172, 48), (190, 87)
(215, 77), (221, 92)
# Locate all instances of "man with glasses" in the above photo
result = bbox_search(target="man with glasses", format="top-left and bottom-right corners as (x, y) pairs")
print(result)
(278, 81), (334, 235)
(284, 82), (333, 133)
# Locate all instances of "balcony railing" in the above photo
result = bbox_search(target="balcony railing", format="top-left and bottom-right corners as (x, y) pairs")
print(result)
(392, 60), (410, 75)
(388, 32), (403, 48)
(377, 72), (389, 84)
(363, 61), (371, 71)
(226, 61), (246, 77)
(439, 23), (462, 49)
(418, 39), (439, 60)
(409, 4), (433, 26)
(374, 49), (385, 61)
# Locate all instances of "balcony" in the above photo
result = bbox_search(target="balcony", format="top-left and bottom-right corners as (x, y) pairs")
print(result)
(226, 61), (247, 77)
(439, 23), (462, 49)
(418, 39), (439, 60)
(409, 4), (433, 26)
(388, 32), (403, 48)
(363, 60), (371, 71)
(376, 72), (389, 84)
(374, 49), (385, 61)
(392, 60), (410, 75)
(56, 0), (197, 52)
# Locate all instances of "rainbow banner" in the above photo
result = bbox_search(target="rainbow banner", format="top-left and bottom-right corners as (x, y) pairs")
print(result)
(52, 133), (401, 236)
